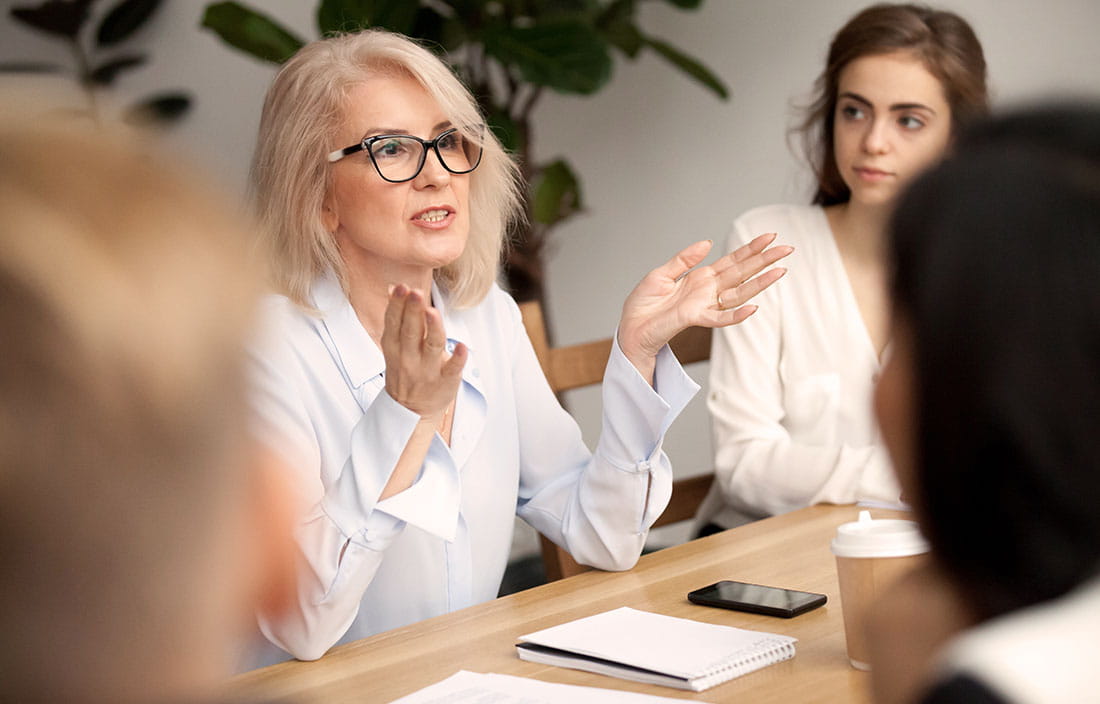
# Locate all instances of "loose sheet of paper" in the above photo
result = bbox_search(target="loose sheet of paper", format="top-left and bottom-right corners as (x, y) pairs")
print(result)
(387, 670), (712, 703)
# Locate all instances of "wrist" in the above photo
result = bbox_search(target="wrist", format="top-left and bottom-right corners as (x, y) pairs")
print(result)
(617, 321), (661, 362)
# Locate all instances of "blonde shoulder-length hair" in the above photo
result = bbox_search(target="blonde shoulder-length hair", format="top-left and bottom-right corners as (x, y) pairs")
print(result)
(251, 30), (523, 309)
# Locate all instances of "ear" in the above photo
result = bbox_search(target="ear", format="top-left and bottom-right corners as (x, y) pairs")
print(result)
(246, 447), (300, 621)
(321, 193), (339, 235)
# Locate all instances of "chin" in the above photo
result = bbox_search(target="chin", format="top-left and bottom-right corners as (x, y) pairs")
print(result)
(850, 188), (898, 209)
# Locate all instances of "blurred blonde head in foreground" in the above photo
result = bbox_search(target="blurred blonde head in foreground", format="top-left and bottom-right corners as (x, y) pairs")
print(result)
(0, 106), (295, 703)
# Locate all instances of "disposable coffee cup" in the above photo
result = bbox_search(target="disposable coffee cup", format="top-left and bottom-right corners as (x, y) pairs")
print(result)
(830, 510), (929, 670)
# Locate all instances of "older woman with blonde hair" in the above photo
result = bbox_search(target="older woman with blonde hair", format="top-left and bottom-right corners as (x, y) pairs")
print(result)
(248, 29), (791, 664)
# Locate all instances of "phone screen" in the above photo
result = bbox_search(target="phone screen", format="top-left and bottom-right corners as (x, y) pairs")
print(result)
(688, 580), (827, 618)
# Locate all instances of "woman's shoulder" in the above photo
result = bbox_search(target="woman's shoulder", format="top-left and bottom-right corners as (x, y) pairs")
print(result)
(251, 291), (325, 359)
(732, 203), (824, 234)
(258, 291), (317, 330)
(727, 204), (828, 257)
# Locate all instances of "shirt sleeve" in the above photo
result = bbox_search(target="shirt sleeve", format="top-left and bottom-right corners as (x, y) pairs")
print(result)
(248, 317), (460, 661)
(707, 215), (899, 521)
(511, 300), (699, 570)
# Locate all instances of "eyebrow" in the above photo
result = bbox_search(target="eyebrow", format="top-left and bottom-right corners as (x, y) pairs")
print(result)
(839, 91), (937, 114)
(360, 120), (454, 139)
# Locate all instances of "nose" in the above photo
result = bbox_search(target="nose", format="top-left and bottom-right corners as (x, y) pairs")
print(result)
(413, 147), (451, 188)
(862, 118), (890, 155)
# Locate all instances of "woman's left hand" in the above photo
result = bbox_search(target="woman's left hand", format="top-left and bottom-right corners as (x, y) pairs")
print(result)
(618, 233), (792, 382)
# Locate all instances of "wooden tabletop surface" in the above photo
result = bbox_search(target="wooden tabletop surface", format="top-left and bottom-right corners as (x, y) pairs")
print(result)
(233, 504), (905, 703)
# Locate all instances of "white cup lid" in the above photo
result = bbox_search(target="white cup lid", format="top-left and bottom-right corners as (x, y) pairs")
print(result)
(830, 510), (929, 558)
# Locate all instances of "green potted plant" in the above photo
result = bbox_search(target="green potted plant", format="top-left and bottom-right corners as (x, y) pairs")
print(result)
(2, 0), (191, 126)
(202, 0), (727, 304)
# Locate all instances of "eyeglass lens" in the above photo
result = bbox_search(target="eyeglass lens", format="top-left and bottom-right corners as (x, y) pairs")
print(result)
(369, 130), (481, 182)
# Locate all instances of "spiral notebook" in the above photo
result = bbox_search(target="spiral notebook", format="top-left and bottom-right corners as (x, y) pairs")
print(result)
(515, 607), (797, 692)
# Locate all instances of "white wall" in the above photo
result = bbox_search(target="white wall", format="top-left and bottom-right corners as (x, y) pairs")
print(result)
(534, 0), (1100, 504)
(4, 0), (1099, 552)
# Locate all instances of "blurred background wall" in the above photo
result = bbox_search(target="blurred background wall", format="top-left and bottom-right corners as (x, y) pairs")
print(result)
(5, 0), (1099, 554)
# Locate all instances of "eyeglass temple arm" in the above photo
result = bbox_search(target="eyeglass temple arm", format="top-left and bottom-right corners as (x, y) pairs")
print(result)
(327, 144), (364, 163)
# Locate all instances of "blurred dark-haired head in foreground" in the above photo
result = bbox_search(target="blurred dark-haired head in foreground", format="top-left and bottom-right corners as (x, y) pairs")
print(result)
(871, 102), (1100, 703)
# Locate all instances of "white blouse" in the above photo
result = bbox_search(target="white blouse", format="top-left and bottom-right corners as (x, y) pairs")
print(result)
(247, 272), (698, 664)
(697, 204), (900, 529)
(932, 577), (1100, 703)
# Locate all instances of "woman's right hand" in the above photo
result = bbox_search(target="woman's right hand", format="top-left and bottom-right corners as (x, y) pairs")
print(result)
(381, 284), (466, 424)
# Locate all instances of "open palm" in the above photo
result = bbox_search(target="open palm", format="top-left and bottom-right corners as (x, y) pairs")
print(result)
(617, 233), (792, 376)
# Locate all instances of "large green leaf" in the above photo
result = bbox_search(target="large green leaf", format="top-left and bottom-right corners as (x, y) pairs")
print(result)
(437, 0), (481, 21)
(124, 92), (191, 126)
(411, 6), (462, 53)
(482, 20), (611, 95)
(643, 36), (728, 100)
(532, 159), (583, 226)
(484, 106), (521, 154)
(520, 0), (598, 20)
(316, 0), (417, 36)
(96, 0), (162, 47)
(596, 0), (642, 58)
(10, 0), (94, 40)
(89, 54), (146, 85)
(201, 2), (304, 64)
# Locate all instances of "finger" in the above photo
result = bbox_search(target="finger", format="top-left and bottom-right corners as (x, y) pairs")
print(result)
(400, 288), (427, 347)
(724, 304), (759, 326)
(717, 267), (787, 309)
(652, 239), (714, 281)
(713, 232), (776, 271)
(441, 341), (468, 380)
(715, 244), (794, 291)
(422, 306), (448, 359)
(713, 233), (788, 273)
(695, 302), (760, 330)
(381, 284), (409, 357)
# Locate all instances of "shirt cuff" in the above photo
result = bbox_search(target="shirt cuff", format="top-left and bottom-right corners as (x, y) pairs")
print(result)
(319, 390), (418, 539)
(597, 333), (700, 465)
(347, 508), (405, 552)
(372, 434), (462, 542)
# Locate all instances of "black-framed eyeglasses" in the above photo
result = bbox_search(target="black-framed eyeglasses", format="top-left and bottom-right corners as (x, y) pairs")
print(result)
(326, 126), (484, 183)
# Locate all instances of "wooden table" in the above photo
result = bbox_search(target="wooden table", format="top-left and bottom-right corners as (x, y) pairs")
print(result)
(233, 504), (901, 703)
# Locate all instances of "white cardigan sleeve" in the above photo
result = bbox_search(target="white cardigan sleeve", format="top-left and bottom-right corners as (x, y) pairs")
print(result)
(707, 215), (898, 521)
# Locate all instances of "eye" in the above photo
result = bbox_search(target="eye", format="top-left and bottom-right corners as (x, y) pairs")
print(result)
(898, 115), (925, 130)
(436, 131), (463, 152)
(840, 104), (866, 121)
(371, 137), (412, 160)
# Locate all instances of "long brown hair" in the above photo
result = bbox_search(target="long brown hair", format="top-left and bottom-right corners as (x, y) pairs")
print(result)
(798, 3), (989, 206)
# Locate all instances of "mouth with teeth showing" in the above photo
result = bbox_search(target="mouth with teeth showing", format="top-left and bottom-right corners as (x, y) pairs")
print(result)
(414, 208), (451, 223)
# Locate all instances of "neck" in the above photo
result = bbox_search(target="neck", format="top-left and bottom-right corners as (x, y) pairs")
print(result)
(827, 199), (891, 263)
(342, 258), (435, 344)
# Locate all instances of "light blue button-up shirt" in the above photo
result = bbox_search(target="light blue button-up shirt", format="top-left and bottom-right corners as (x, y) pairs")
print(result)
(248, 272), (699, 663)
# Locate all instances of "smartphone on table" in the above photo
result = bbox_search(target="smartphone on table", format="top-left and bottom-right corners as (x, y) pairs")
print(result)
(687, 580), (827, 618)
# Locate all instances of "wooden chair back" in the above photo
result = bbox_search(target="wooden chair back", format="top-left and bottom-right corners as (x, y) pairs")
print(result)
(518, 300), (715, 581)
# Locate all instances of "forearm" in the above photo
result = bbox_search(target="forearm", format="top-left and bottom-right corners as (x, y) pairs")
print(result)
(715, 437), (898, 517)
(259, 393), (461, 659)
(258, 505), (396, 660)
(379, 417), (439, 500)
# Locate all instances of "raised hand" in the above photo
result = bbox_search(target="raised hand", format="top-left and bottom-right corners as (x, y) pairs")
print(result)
(617, 233), (792, 382)
(381, 284), (466, 424)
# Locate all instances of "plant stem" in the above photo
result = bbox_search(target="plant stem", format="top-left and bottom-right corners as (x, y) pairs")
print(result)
(518, 84), (542, 123)
(69, 38), (99, 122)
